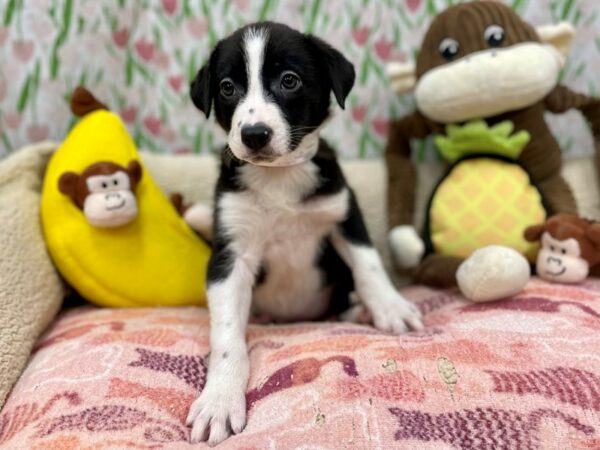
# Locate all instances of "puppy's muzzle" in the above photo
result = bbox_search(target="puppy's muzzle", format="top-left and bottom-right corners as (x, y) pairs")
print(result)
(241, 123), (273, 151)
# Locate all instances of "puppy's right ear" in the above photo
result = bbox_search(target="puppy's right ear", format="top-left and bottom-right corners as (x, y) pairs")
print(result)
(190, 50), (217, 118)
(190, 65), (211, 118)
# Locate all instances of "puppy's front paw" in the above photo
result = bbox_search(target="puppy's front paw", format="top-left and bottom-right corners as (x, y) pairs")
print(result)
(370, 293), (423, 334)
(186, 383), (246, 446)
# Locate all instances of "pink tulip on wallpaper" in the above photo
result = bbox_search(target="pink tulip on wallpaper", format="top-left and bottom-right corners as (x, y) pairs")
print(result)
(352, 27), (369, 46)
(186, 18), (207, 38)
(352, 105), (367, 122)
(135, 39), (155, 62)
(0, 78), (6, 102)
(161, 0), (178, 15)
(26, 124), (49, 142)
(112, 29), (129, 48)
(0, 26), (8, 46)
(3, 113), (23, 130)
(406, 0), (422, 12)
(372, 118), (389, 137)
(374, 38), (393, 61)
(12, 40), (34, 62)
(120, 106), (138, 124)
(168, 75), (184, 92)
(143, 116), (162, 136)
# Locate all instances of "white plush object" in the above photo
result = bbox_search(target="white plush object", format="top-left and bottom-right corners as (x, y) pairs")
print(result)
(457, 245), (531, 303)
(388, 225), (425, 269)
(184, 202), (214, 240)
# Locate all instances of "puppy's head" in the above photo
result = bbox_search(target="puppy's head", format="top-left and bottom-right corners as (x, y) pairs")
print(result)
(191, 22), (355, 166)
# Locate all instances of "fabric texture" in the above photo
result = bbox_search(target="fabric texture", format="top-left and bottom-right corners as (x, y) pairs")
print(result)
(1, 278), (600, 449)
(1, 1), (600, 160)
(0, 141), (64, 408)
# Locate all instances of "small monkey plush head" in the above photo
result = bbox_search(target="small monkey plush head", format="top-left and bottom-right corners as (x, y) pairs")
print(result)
(525, 214), (600, 284)
(388, 1), (574, 123)
(58, 160), (142, 228)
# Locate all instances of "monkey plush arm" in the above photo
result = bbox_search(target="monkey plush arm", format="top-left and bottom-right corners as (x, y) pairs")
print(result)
(545, 85), (600, 185)
(385, 111), (433, 269)
(385, 111), (432, 228)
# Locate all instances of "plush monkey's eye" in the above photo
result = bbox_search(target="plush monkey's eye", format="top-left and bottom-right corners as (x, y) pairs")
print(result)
(280, 71), (302, 92)
(484, 25), (505, 48)
(219, 78), (236, 98)
(101, 182), (108, 189)
(550, 245), (556, 252)
(113, 179), (119, 186)
(439, 38), (460, 60)
(561, 248), (567, 255)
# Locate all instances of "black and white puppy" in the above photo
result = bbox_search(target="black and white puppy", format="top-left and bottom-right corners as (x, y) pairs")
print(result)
(185, 22), (423, 445)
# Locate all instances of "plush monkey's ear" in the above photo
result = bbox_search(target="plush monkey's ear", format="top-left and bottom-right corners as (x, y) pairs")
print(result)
(387, 62), (417, 95)
(524, 223), (546, 242)
(127, 160), (143, 186)
(308, 35), (355, 109)
(586, 223), (600, 246)
(536, 22), (575, 60)
(58, 172), (80, 198)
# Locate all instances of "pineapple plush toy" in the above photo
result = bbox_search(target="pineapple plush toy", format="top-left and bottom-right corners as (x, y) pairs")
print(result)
(385, 2), (600, 301)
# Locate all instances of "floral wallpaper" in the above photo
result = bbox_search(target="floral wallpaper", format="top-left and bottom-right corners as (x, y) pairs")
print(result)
(1, 0), (599, 159)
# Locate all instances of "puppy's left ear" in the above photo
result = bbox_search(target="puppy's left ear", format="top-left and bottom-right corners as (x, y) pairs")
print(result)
(308, 36), (355, 109)
(190, 49), (218, 118)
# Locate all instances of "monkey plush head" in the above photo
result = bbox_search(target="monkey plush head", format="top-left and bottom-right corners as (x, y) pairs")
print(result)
(58, 160), (142, 228)
(388, 1), (574, 123)
(525, 214), (600, 284)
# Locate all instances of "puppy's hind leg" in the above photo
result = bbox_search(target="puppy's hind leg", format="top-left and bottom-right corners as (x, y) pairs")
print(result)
(330, 190), (423, 334)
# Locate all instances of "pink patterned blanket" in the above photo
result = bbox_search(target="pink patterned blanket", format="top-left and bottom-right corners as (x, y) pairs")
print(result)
(1, 278), (600, 449)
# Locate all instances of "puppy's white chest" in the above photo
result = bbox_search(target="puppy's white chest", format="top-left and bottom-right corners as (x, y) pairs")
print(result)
(219, 163), (349, 320)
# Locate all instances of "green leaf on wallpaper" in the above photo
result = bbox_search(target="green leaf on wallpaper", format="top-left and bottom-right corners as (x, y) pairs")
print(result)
(17, 76), (31, 114)
(259, 0), (274, 22)
(1, 132), (12, 154)
(359, 52), (371, 85)
(117, 0), (126, 8)
(153, 25), (163, 50)
(306, 0), (322, 34)
(50, 0), (73, 79)
(193, 129), (202, 154)
(3, 0), (17, 26)
(125, 51), (134, 86)
(560, 0), (574, 21)
(574, 61), (586, 79)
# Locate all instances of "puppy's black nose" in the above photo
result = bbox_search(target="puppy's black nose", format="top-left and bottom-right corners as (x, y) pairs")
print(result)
(241, 123), (272, 151)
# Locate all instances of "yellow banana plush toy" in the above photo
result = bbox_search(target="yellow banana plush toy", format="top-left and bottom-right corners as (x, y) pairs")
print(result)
(41, 87), (209, 307)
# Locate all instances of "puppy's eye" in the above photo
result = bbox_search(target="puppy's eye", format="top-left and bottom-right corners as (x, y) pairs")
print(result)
(219, 78), (236, 98)
(280, 71), (302, 92)
(484, 25), (505, 48)
(439, 38), (460, 60)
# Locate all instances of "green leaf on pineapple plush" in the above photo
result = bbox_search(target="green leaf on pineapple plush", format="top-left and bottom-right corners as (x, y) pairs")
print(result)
(434, 120), (531, 163)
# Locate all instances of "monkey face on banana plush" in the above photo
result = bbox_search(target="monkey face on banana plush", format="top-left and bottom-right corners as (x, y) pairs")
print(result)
(388, 10), (573, 123)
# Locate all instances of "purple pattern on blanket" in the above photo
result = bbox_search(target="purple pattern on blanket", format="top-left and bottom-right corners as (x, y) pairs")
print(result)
(129, 348), (206, 390)
(487, 367), (600, 411)
(35, 404), (187, 442)
(462, 296), (600, 318)
(246, 356), (358, 410)
(389, 407), (595, 449)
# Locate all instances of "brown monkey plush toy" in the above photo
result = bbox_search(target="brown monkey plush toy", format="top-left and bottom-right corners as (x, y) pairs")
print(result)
(386, 1), (600, 295)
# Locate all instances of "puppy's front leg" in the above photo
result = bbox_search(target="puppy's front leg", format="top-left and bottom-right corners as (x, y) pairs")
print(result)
(187, 251), (255, 445)
(331, 190), (423, 333)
